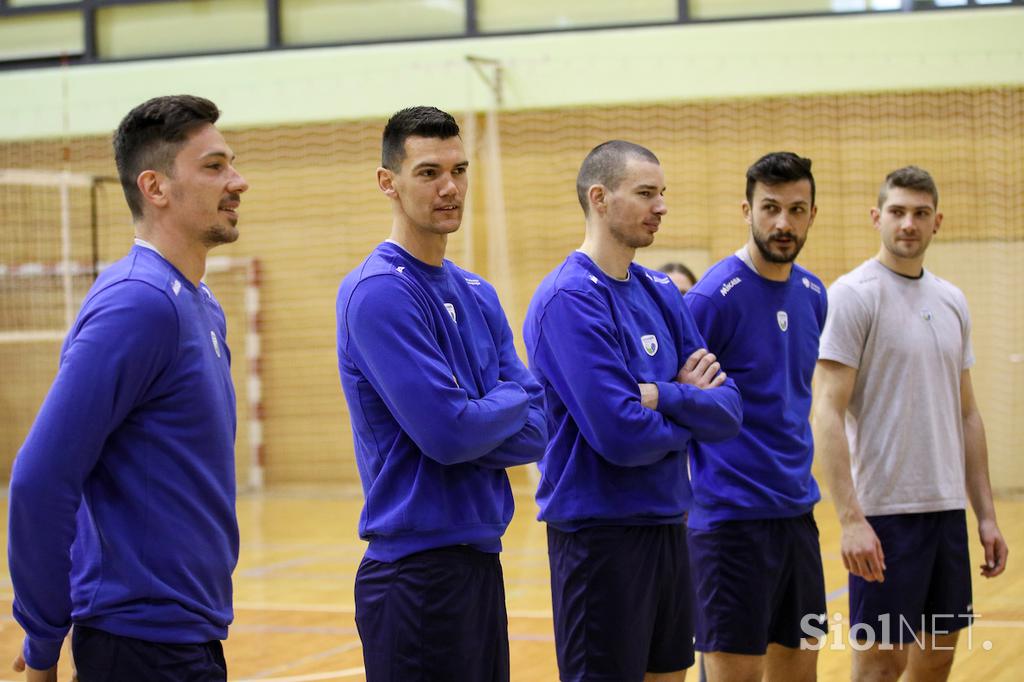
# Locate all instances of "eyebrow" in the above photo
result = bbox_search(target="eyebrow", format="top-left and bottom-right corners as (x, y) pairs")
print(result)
(200, 150), (236, 162)
(412, 160), (469, 171)
(635, 184), (664, 192)
(887, 204), (932, 211)
(760, 198), (807, 206)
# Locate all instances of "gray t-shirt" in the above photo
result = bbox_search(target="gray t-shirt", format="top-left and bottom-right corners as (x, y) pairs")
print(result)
(819, 258), (973, 516)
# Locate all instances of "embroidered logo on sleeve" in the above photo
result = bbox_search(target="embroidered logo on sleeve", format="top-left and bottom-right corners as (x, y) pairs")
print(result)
(777, 311), (789, 332)
(719, 277), (741, 296)
(171, 279), (181, 296)
(210, 331), (222, 358)
(801, 276), (822, 294)
(641, 334), (659, 356)
(921, 309), (933, 321)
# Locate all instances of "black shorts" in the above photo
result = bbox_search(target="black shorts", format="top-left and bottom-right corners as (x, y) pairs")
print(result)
(688, 513), (827, 655)
(547, 524), (695, 682)
(849, 510), (973, 645)
(72, 625), (226, 682)
(354, 545), (509, 682)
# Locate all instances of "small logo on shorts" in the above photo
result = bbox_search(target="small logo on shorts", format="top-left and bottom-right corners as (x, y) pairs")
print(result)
(777, 311), (789, 332)
(210, 331), (221, 358)
(641, 334), (658, 356)
(444, 303), (457, 323)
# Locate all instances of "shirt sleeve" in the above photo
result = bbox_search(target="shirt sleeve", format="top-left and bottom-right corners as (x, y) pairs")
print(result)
(342, 276), (530, 466)
(819, 281), (870, 369)
(8, 281), (179, 671)
(532, 289), (691, 467)
(474, 305), (548, 469)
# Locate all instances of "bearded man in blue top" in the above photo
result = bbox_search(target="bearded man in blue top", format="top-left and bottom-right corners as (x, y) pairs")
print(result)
(9, 95), (249, 682)
(336, 106), (547, 682)
(524, 140), (743, 682)
(684, 152), (828, 682)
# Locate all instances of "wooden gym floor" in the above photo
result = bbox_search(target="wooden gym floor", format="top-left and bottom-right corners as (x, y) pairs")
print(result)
(0, 487), (1021, 680)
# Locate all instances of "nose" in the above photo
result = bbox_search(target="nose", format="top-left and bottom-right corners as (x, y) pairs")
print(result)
(438, 175), (458, 198)
(653, 196), (667, 216)
(773, 213), (792, 231)
(900, 214), (915, 230)
(229, 166), (250, 194)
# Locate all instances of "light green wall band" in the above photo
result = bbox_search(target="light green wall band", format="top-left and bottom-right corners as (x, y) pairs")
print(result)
(1, 8), (1021, 140)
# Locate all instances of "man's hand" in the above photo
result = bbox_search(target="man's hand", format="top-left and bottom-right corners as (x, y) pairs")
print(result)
(979, 518), (1008, 578)
(12, 653), (58, 682)
(841, 519), (886, 583)
(639, 383), (659, 410)
(676, 349), (726, 389)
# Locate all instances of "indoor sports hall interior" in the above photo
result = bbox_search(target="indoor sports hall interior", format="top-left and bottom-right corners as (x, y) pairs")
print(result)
(0, 1), (1021, 679)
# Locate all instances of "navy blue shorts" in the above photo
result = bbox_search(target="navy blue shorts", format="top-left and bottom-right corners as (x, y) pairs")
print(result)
(850, 510), (973, 645)
(71, 625), (226, 682)
(688, 513), (827, 655)
(547, 524), (695, 682)
(354, 545), (509, 682)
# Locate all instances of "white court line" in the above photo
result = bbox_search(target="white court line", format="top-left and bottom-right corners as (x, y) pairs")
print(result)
(236, 671), (366, 682)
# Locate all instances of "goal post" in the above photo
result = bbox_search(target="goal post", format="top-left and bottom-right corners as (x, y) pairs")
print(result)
(0, 169), (264, 491)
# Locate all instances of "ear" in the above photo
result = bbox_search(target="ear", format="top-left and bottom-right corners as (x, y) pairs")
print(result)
(587, 185), (606, 215)
(807, 203), (818, 227)
(870, 207), (881, 231)
(137, 170), (170, 210)
(377, 167), (397, 198)
(741, 200), (752, 227)
(933, 211), (943, 234)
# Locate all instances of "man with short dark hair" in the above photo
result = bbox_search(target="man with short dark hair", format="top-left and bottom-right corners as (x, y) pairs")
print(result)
(524, 140), (742, 682)
(684, 152), (827, 681)
(814, 166), (1008, 681)
(336, 106), (546, 681)
(9, 94), (248, 682)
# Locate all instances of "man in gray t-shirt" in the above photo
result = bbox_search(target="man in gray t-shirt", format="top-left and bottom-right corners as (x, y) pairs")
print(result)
(814, 166), (1008, 681)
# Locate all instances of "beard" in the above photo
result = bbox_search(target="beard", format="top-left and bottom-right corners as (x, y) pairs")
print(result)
(751, 222), (805, 264)
(609, 221), (655, 250)
(202, 221), (239, 247)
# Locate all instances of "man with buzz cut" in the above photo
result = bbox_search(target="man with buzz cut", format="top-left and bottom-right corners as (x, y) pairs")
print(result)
(524, 140), (743, 682)
(336, 106), (547, 682)
(9, 95), (248, 682)
(683, 151), (828, 682)
(814, 166), (1008, 681)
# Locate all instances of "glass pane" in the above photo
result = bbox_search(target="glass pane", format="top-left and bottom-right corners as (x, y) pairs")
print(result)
(0, 11), (83, 60)
(97, 0), (266, 59)
(282, 0), (465, 45)
(477, 0), (677, 33)
(690, 0), (834, 19)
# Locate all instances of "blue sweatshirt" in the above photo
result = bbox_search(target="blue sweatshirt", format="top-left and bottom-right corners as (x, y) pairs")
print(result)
(523, 252), (742, 531)
(8, 245), (239, 671)
(684, 253), (826, 529)
(336, 241), (547, 562)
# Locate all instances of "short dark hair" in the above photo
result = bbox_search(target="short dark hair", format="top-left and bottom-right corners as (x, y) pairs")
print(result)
(878, 165), (938, 209)
(577, 140), (660, 215)
(113, 95), (221, 220)
(745, 152), (815, 206)
(381, 106), (460, 171)
(659, 262), (696, 286)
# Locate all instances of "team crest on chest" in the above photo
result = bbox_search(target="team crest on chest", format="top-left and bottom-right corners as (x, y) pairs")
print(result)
(776, 311), (789, 332)
(641, 334), (659, 356)
(444, 302), (457, 323)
